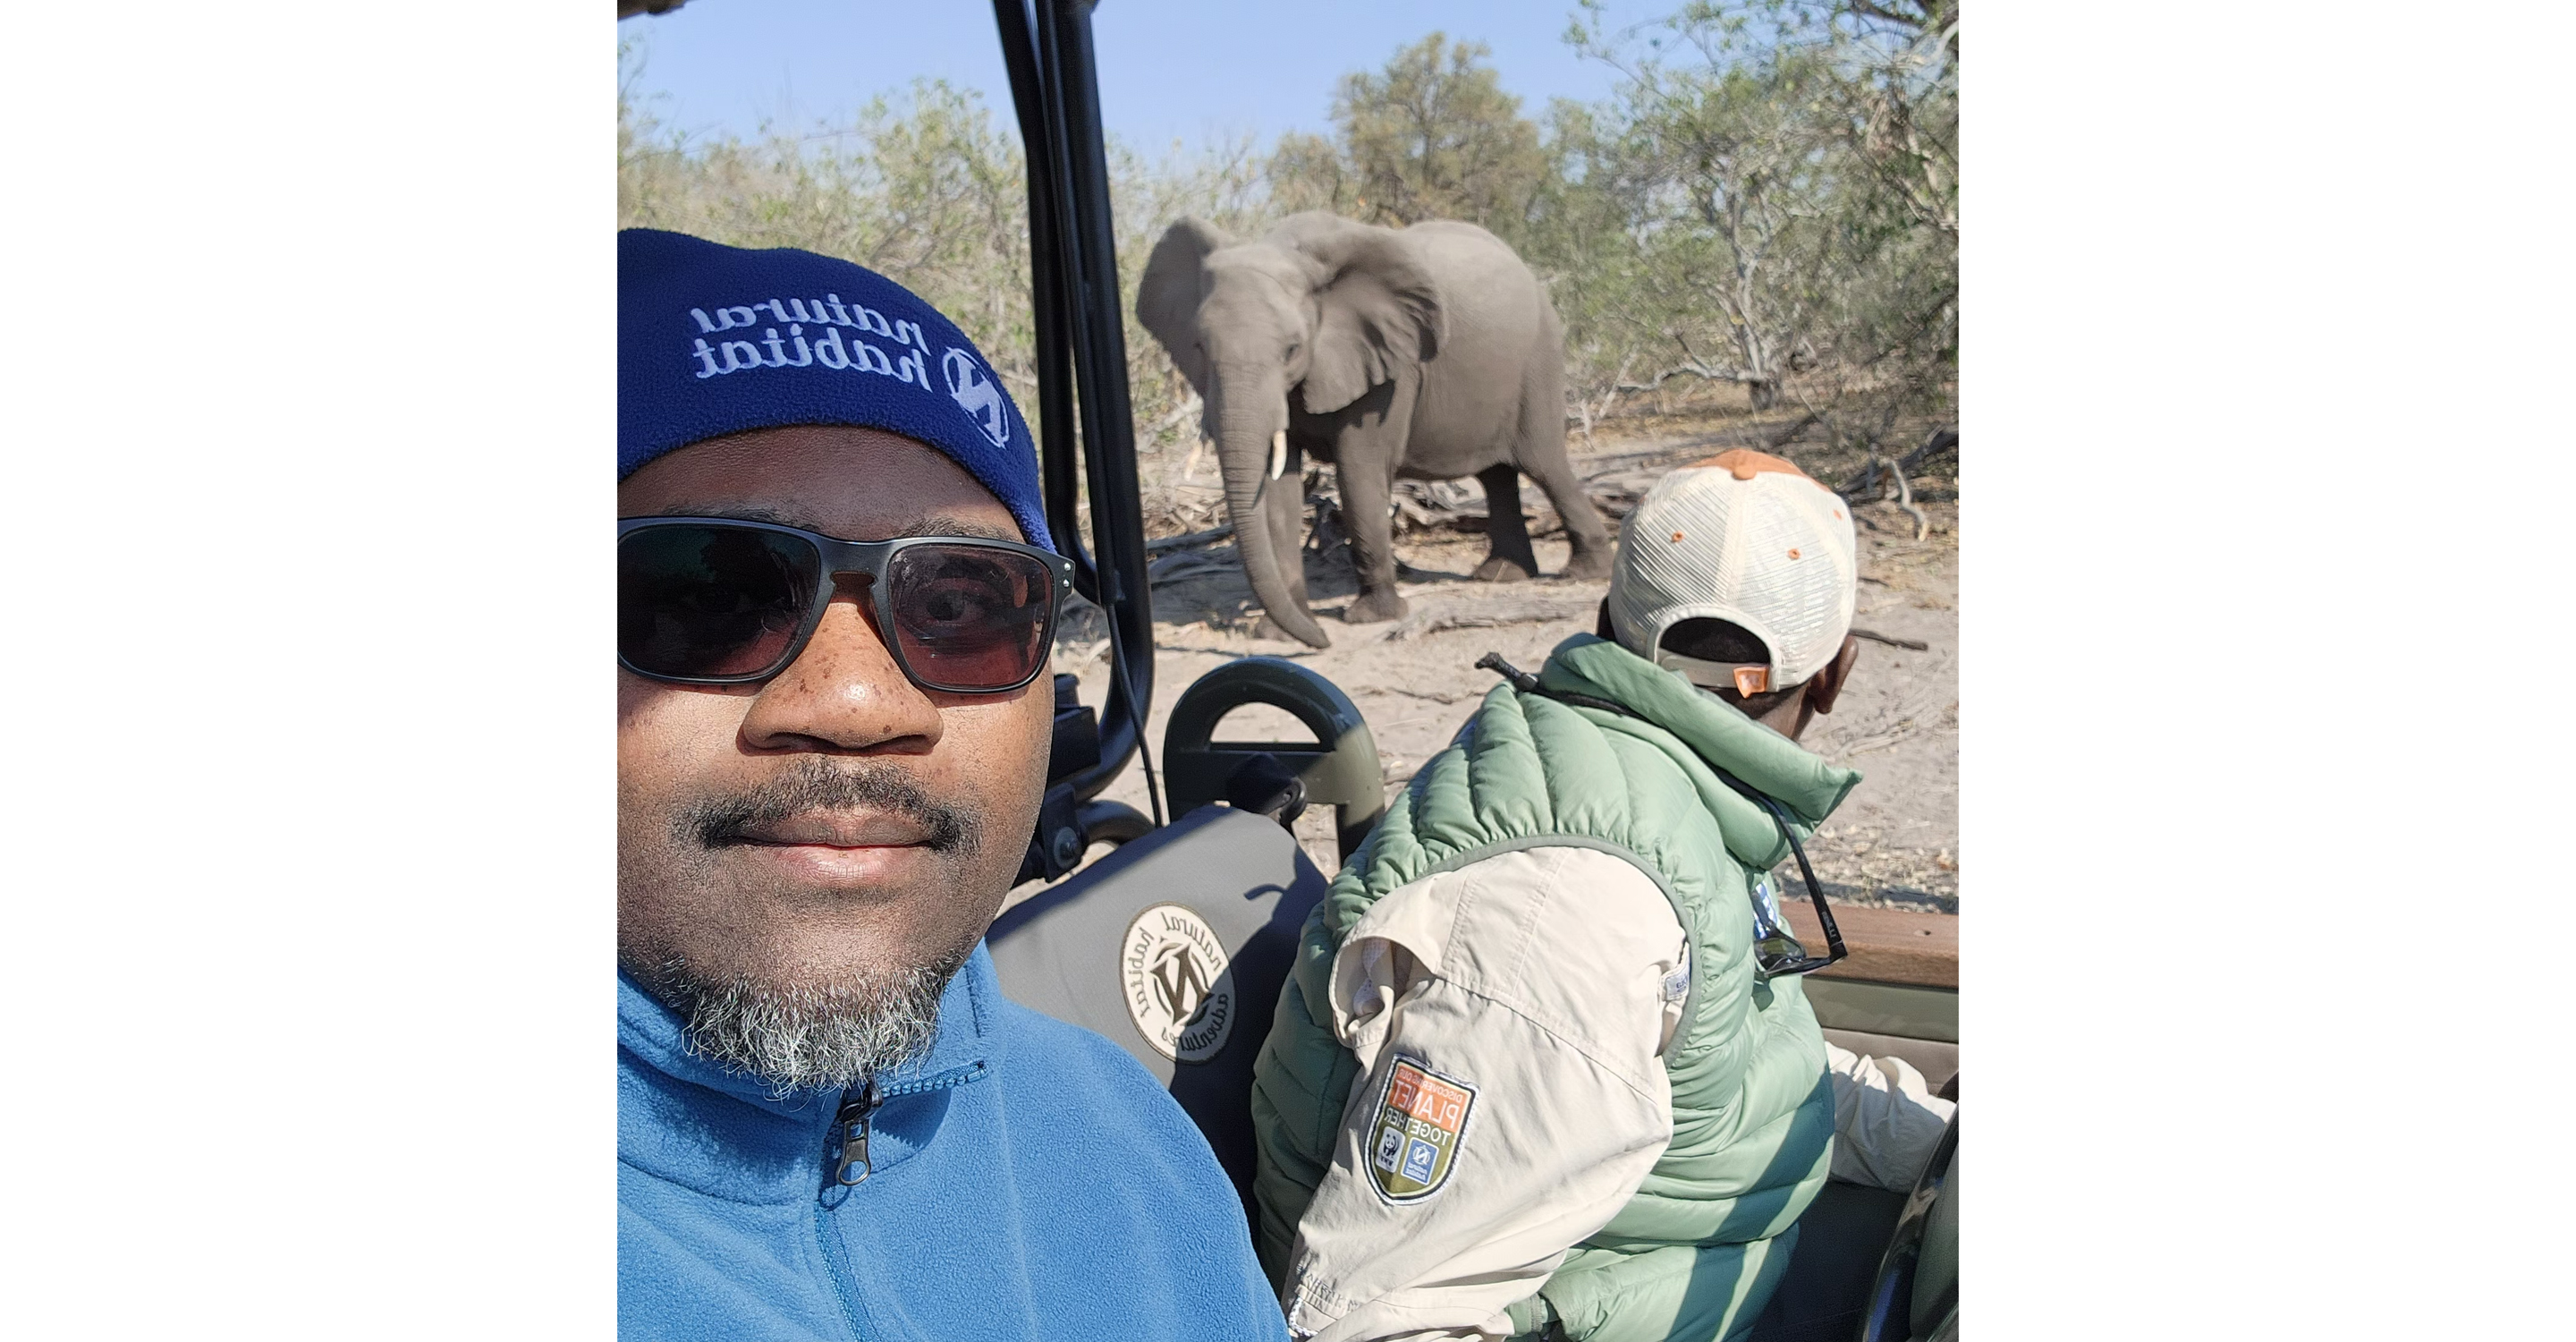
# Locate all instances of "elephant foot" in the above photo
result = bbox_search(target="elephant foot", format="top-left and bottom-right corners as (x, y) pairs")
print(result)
(1343, 589), (1411, 624)
(1470, 555), (1536, 583)
(1556, 546), (1613, 581)
(1253, 614), (1331, 648)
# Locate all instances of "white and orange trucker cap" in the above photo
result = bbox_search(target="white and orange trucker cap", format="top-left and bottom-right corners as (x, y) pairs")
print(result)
(1606, 448), (1858, 695)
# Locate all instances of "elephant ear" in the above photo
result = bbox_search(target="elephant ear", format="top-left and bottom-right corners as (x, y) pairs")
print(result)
(1137, 217), (1233, 395)
(1274, 212), (1446, 414)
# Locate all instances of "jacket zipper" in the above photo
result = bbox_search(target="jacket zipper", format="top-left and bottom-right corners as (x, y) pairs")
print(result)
(826, 1063), (986, 1186)
(830, 1078), (884, 1185)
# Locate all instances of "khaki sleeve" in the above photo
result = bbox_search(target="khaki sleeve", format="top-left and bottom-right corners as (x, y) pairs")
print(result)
(1280, 847), (1688, 1342)
(1824, 1042), (1956, 1192)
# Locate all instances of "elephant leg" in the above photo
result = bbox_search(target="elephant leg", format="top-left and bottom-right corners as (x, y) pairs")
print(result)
(1337, 453), (1409, 625)
(1470, 463), (1538, 582)
(1525, 442), (1613, 580)
(1249, 440), (1313, 641)
(1517, 309), (1613, 580)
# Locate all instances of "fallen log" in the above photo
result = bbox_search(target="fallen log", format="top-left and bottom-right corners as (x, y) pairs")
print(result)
(1766, 412), (1821, 449)
(1386, 590), (1605, 641)
(1144, 523), (1232, 554)
(1147, 549), (1233, 584)
(1851, 627), (1931, 651)
(1835, 426), (1957, 497)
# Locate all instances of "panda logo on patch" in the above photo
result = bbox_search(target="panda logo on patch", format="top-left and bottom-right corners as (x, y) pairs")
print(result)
(942, 347), (1013, 448)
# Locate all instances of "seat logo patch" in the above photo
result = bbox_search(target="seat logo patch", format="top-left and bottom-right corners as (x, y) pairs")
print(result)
(1120, 903), (1236, 1064)
(1365, 1057), (1476, 1202)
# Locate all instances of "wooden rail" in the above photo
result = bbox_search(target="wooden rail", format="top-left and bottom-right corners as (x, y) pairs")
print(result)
(1808, 905), (1957, 990)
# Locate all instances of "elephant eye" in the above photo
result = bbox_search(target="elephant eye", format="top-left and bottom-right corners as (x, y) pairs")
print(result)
(1284, 342), (1301, 360)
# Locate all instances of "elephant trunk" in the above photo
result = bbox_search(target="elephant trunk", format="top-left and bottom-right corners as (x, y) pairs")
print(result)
(1213, 378), (1328, 648)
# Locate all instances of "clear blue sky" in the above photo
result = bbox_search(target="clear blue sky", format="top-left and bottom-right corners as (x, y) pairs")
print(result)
(619, 0), (1679, 152)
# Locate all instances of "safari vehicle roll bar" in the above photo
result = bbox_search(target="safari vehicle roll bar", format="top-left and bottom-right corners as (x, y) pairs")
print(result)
(993, 0), (1167, 882)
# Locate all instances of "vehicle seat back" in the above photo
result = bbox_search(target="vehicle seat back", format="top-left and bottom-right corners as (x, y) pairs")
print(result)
(1163, 656), (1385, 864)
(984, 803), (1330, 1218)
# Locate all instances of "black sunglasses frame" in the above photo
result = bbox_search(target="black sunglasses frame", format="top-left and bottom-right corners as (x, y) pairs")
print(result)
(1739, 787), (1849, 981)
(618, 516), (1076, 694)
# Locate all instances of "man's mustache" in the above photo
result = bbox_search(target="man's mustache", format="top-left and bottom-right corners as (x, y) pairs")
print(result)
(678, 758), (978, 854)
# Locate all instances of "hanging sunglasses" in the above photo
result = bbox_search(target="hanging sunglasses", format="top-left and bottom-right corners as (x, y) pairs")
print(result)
(1733, 786), (1849, 980)
(618, 517), (1075, 694)
(1474, 652), (1849, 980)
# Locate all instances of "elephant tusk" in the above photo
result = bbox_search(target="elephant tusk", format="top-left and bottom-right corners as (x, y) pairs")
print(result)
(1269, 429), (1288, 481)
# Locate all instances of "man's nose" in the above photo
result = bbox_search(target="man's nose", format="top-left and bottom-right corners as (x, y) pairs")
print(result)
(738, 581), (942, 754)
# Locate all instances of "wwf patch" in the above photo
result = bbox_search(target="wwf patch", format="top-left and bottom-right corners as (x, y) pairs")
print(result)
(1364, 1057), (1476, 1203)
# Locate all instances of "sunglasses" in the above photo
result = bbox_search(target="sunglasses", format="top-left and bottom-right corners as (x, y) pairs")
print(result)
(618, 517), (1074, 693)
(1740, 787), (1848, 980)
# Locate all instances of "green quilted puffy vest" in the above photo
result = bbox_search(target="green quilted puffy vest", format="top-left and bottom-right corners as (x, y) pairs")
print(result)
(1250, 634), (1861, 1342)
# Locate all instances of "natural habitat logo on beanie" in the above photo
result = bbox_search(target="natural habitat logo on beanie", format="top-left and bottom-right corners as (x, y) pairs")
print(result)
(619, 228), (1052, 552)
(941, 348), (1012, 448)
(682, 295), (1010, 450)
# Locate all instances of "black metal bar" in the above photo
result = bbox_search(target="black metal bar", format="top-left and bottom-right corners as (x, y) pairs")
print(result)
(1041, 0), (1151, 616)
(990, 0), (1091, 597)
(994, 0), (1159, 823)
(1032, 0), (1162, 823)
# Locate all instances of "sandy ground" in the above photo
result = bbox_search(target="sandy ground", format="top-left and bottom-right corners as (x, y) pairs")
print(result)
(1039, 418), (1959, 913)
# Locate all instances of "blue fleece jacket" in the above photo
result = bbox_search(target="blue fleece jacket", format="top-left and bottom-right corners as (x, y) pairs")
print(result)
(619, 945), (1289, 1341)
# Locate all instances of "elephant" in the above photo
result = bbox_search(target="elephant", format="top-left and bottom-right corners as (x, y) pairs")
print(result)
(1137, 210), (1611, 648)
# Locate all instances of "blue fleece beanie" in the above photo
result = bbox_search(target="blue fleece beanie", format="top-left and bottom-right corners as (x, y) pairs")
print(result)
(619, 228), (1053, 554)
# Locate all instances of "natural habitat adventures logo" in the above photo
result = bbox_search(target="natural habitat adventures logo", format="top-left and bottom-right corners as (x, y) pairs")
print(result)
(682, 295), (1013, 448)
(1119, 903), (1235, 1065)
(942, 347), (1011, 448)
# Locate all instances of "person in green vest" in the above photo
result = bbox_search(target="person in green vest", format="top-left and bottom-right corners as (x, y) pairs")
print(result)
(1250, 448), (1948, 1342)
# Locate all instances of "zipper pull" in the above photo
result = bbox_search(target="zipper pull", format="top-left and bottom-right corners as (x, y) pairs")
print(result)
(832, 1077), (884, 1186)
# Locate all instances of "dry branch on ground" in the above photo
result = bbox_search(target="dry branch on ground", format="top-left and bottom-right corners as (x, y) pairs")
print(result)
(1386, 590), (1605, 641)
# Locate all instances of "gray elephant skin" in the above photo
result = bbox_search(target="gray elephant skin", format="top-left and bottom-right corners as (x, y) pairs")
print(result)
(1138, 211), (1611, 648)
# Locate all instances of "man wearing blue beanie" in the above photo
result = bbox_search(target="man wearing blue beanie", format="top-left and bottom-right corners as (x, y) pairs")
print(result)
(616, 229), (1286, 1341)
